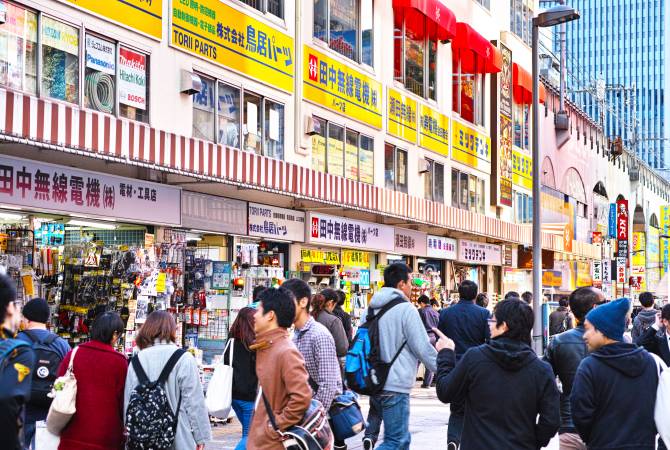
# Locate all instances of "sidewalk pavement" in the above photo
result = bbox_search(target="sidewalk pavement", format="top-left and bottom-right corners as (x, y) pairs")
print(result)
(206, 384), (560, 449)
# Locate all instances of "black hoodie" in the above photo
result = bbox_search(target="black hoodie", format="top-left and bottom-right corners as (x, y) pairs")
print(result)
(435, 337), (560, 450)
(570, 342), (658, 450)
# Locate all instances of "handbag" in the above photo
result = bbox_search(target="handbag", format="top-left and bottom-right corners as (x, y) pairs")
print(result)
(328, 390), (365, 441)
(653, 353), (670, 446)
(35, 421), (60, 450)
(46, 346), (79, 435)
(206, 338), (234, 418)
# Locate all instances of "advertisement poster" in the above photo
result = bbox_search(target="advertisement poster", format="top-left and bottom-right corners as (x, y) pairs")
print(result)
(495, 43), (513, 207)
(119, 47), (147, 110)
(85, 34), (115, 74)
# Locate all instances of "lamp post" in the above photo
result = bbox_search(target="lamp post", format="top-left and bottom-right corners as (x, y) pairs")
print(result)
(532, 5), (580, 355)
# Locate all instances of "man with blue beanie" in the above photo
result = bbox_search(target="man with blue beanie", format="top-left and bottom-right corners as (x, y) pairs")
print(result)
(571, 298), (660, 450)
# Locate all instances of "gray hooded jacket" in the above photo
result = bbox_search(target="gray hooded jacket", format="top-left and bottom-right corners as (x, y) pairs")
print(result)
(360, 287), (437, 394)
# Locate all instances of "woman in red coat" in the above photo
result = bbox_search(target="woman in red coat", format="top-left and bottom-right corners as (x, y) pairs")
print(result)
(56, 312), (128, 450)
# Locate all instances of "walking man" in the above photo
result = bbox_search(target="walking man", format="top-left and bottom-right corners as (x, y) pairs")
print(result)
(635, 303), (670, 366)
(632, 292), (660, 341)
(549, 297), (574, 336)
(417, 295), (439, 388)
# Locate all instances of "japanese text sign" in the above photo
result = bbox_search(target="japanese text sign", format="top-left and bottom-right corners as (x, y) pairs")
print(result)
(0, 155), (181, 225)
(248, 203), (305, 242)
(608, 203), (617, 238)
(661, 205), (670, 276)
(592, 260), (602, 288)
(632, 232), (646, 267)
(418, 104), (450, 157)
(512, 149), (532, 190)
(616, 257), (627, 283)
(451, 120), (491, 172)
(457, 239), (502, 265)
(41, 16), (78, 55)
(616, 199), (629, 242)
(303, 45), (383, 128)
(387, 89), (417, 143)
(305, 212), (394, 252)
(426, 235), (457, 260)
(498, 114), (513, 207)
(171, 0), (294, 92)
(648, 226), (660, 265)
(602, 259), (611, 282)
(394, 228), (427, 257)
(301, 249), (340, 264)
(59, 0), (162, 39)
(342, 251), (370, 268)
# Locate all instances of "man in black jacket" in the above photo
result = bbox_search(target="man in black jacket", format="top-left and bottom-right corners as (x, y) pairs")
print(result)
(635, 303), (670, 366)
(435, 298), (560, 450)
(544, 287), (601, 450)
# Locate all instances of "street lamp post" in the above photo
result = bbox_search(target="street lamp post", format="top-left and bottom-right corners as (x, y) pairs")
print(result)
(532, 5), (580, 355)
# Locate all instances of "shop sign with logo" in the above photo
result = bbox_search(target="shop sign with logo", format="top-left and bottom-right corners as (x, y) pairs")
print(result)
(542, 270), (562, 288)
(0, 155), (181, 225)
(418, 104), (449, 157)
(616, 199), (629, 258)
(394, 228), (427, 257)
(171, 0), (295, 92)
(248, 203), (305, 242)
(451, 120), (491, 172)
(41, 16), (78, 55)
(387, 89), (417, 143)
(304, 45), (382, 128)
(59, 0), (162, 39)
(306, 213), (394, 252)
(602, 259), (611, 282)
(457, 239), (502, 265)
(342, 250), (370, 268)
(512, 149), (532, 190)
(592, 260), (602, 288)
(341, 268), (370, 285)
(85, 35), (116, 75)
(616, 257), (627, 283)
(181, 192), (247, 235)
(301, 249), (340, 264)
(426, 235), (457, 260)
(119, 47), (147, 110)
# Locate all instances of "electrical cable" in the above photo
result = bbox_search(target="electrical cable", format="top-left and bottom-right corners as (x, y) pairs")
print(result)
(85, 71), (115, 114)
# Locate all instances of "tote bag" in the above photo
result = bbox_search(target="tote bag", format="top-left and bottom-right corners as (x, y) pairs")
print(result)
(35, 421), (60, 450)
(206, 338), (234, 418)
(654, 353), (670, 447)
(46, 346), (79, 435)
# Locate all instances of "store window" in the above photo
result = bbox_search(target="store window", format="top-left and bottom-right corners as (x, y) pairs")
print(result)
(193, 75), (215, 141)
(514, 191), (532, 224)
(424, 159), (444, 202)
(41, 16), (79, 104)
(510, 0), (534, 46)
(241, 0), (284, 19)
(311, 118), (374, 183)
(118, 46), (149, 122)
(393, 8), (437, 100)
(0, 2), (37, 94)
(452, 52), (486, 126)
(314, 0), (374, 66)
(451, 168), (485, 214)
(84, 34), (116, 114)
(513, 102), (530, 150)
(385, 143), (407, 193)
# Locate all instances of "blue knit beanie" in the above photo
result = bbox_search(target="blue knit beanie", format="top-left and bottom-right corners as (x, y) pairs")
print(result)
(585, 297), (630, 342)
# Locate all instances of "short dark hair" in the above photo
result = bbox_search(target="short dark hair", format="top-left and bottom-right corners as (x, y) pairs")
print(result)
(252, 286), (267, 302)
(282, 278), (312, 303)
(558, 297), (569, 308)
(335, 290), (346, 306)
(662, 304), (670, 322)
(430, 299), (439, 308)
(321, 288), (339, 305)
(0, 274), (16, 322)
(90, 312), (125, 344)
(521, 292), (533, 304)
(639, 292), (655, 308)
(568, 287), (599, 323)
(258, 287), (296, 328)
(458, 280), (478, 301)
(493, 298), (534, 345)
(417, 295), (430, 305)
(476, 293), (489, 309)
(505, 291), (520, 300)
(383, 263), (411, 289)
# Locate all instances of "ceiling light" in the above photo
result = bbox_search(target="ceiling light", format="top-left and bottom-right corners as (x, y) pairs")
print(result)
(0, 212), (25, 220)
(67, 219), (117, 230)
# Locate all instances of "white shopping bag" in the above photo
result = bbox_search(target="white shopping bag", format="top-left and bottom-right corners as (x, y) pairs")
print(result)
(654, 355), (670, 447)
(35, 421), (60, 450)
(205, 338), (234, 418)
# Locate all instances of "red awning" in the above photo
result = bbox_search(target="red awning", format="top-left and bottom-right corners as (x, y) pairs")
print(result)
(513, 63), (546, 104)
(393, 0), (457, 41)
(452, 22), (501, 74)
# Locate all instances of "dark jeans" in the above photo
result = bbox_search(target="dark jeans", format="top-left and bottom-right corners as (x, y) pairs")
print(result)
(231, 398), (255, 450)
(447, 400), (465, 445)
(365, 391), (410, 450)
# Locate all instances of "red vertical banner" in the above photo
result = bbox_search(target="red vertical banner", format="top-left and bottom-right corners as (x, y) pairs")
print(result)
(616, 199), (629, 260)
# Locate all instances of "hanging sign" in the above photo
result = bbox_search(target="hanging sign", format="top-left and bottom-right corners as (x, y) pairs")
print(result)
(616, 199), (629, 242)
(387, 89), (417, 143)
(58, 0), (162, 39)
(592, 260), (602, 288)
(306, 212), (394, 252)
(426, 235), (457, 260)
(342, 251), (370, 268)
(602, 259), (611, 282)
(418, 104), (450, 157)
(608, 203), (617, 239)
(457, 239), (502, 265)
(661, 205), (670, 276)
(394, 228), (427, 257)
(248, 203), (305, 242)
(616, 257), (627, 283)
(85, 35), (116, 74)
(119, 47), (147, 110)
(512, 149), (532, 190)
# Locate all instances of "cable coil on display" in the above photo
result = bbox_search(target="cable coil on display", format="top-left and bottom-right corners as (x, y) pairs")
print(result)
(85, 71), (115, 114)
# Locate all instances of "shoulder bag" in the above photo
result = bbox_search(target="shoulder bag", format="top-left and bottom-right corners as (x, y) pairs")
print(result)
(46, 346), (79, 435)
(206, 338), (234, 418)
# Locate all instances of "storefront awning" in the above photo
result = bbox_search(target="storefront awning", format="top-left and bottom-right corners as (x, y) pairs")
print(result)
(393, 0), (457, 41)
(513, 63), (546, 104)
(452, 22), (502, 74)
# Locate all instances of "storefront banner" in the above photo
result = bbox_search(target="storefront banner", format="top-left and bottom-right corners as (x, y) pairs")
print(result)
(426, 235), (457, 260)
(85, 35), (116, 75)
(661, 205), (670, 276)
(59, 0), (162, 39)
(41, 16), (79, 55)
(451, 120), (491, 172)
(616, 199), (629, 242)
(592, 260), (602, 288)
(457, 239), (502, 265)
(303, 45), (382, 128)
(387, 89), (417, 143)
(503, 244), (513, 266)
(248, 203), (305, 242)
(512, 149), (532, 190)
(647, 227), (660, 265)
(0, 155), (181, 225)
(632, 232), (646, 267)
(602, 259), (611, 282)
(306, 212), (394, 252)
(181, 192), (246, 235)
(608, 203), (617, 238)
(342, 250), (370, 268)
(394, 228), (427, 257)
(171, 0), (295, 93)
(498, 115), (513, 206)
(418, 104), (449, 157)
(119, 48), (147, 110)
(542, 270), (562, 288)
(301, 249), (340, 264)
(616, 257), (627, 283)
(495, 42), (513, 207)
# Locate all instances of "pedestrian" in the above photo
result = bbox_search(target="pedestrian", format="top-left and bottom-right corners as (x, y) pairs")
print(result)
(311, 289), (349, 358)
(430, 299), (441, 312)
(0, 275), (35, 450)
(544, 287), (601, 450)
(17, 298), (70, 449)
(434, 298), (560, 450)
(549, 297), (574, 336)
(284, 279), (345, 449)
(248, 287), (312, 450)
(571, 297), (660, 450)
(417, 295), (439, 388)
(635, 303), (670, 366)
(224, 307), (258, 450)
(475, 292), (489, 309)
(437, 279), (490, 449)
(504, 291), (520, 300)
(57, 312), (127, 450)
(331, 290), (353, 344)
(521, 291), (533, 305)
(360, 263), (437, 450)
(632, 291), (658, 341)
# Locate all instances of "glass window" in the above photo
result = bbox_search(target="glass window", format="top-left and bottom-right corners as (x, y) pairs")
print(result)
(385, 143), (395, 189)
(243, 92), (262, 154)
(385, 144), (407, 192)
(361, 0), (373, 66)
(264, 99), (284, 160)
(345, 129), (359, 180)
(460, 171), (469, 208)
(425, 159), (444, 202)
(330, 0), (357, 61)
(41, 16), (79, 104)
(313, 118), (373, 182)
(404, 9), (424, 98)
(312, 117), (327, 172)
(118, 46), (149, 122)
(0, 2), (37, 94)
(396, 148), (408, 193)
(327, 123), (344, 177)
(452, 51), (485, 126)
(479, 179), (486, 213)
(192, 75), (215, 141)
(394, 8), (438, 100)
(469, 174), (478, 213)
(315, 0), (373, 66)
(435, 161), (444, 203)
(218, 82), (240, 148)
(242, 0), (283, 19)
(359, 134), (374, 184)
(451, 168), (459, 207)
(424, 159), (433, 201)
(84, 34), (116, 114)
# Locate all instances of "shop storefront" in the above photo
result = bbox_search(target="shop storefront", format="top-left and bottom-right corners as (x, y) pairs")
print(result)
(455, 239), (502, 298)
(424, 235), (457, 304)
(393, 227), (430, 302)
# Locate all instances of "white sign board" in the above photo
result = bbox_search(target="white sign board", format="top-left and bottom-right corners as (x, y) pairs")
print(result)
(85, 34), (116, 74)
(181, 192), (246, 234)
(0, 155), (181, 225)
(306, 212), (394, 252)
(592, 260), (602, 283)
(616, 257), (627, 283)
(248, 203), (305, 242)
(427, 235), (457, 260)
(394, 228), (427, 257)
(458, 239), (502, 265)
(119, 47), (147, 110)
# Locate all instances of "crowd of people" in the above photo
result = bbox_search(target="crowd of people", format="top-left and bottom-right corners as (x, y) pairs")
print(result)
(1, 264), (669, 450)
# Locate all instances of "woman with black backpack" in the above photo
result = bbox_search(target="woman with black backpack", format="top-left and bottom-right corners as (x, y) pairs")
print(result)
(123, 311), (211, 450)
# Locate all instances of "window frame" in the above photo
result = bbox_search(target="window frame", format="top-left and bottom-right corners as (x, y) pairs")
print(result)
(240, 0), (284, 20)
(385, 143), (408, 193)
(451, 167), (485, 213)
(513, 101), (530, 151)
(452, 54), (486, 127)
(424, 158), (444, 202)
(314, 0), (374, 67)
(0, 1), (39, 96)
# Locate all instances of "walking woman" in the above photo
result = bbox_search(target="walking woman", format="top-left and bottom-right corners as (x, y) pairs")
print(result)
(224, 307), (258, 450)
(124, 311), (211, 450)
(56, 312), (128, 450)
(312, 289), (349, 358)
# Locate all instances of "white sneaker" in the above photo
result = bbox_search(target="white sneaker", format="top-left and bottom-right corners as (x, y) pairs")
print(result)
(363, 438), (374, 450)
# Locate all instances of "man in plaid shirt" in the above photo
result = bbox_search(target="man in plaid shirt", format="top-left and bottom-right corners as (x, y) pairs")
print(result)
(283, 279), (345, 449)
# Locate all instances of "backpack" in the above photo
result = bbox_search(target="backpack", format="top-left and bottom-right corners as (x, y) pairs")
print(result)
(22, 331), (65, 408)
(550, 311), (569, 336)
(126, 349), (186, 450)
(0, 338), (30, 376)
(345, 298), (406, 396)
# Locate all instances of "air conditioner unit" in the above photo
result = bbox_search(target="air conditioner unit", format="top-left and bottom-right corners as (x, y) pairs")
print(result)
(305, 116), (321, 136)
(180, 70), (202, 95)
(418, 159), (430, 174)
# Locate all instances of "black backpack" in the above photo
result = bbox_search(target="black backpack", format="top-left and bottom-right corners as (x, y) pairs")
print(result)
(126, 349), (186, 450)
(23, 331), (65, 408)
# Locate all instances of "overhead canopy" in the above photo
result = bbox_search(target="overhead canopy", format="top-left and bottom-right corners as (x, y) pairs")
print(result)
(513, 62), (546, 104)
(452, 22), (501, 74)
(393, 0), (457, 41)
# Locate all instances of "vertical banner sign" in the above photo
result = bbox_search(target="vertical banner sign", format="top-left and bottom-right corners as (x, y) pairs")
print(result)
(387, 89), (417, 143)
(496, 43), (513, 207)
(608, 203), (617, 239)
(616, 199), (629, 260)
(118, 48), (147, 110)
(59, 0), (163, 39)
(616, 257), (627, 283)
(602, 259), (611, 282)
(592, 260), (602, 288)
(661, 205), (670, 277)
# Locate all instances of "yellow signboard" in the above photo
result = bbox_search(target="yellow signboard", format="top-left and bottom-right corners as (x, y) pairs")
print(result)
(387, 89), (417, 143)
(303, 45), (383, 128)
(342, 251), (370, 268)
(632, 232), (646, 267)
(60, 0), (162, 39)
(512, 149), (533, 190)
(662, 205), (670, 276)
(451, 120), (491, 171)
(171, 0), (295, 92)
(418, 104), (449, 157)
(301, 249), (340, 264)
